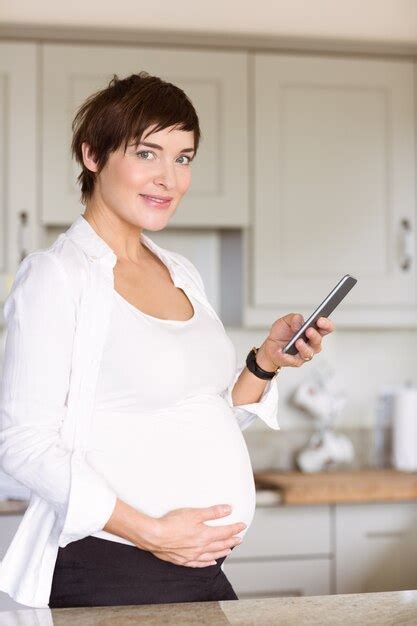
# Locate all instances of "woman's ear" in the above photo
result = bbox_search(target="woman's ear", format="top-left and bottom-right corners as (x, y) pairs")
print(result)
(81, 142), (99, 172)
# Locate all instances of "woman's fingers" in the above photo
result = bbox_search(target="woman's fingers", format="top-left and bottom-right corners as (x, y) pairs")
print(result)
(202, 538), (242, 553)
(198, 548), (233, 561)
(295, 338), (316, 360)
(278, 317), (333, 368)
(316, 317), (334, 334)
(304, 328), (322, 351)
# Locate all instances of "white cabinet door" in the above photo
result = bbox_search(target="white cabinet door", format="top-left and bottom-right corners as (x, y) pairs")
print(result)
(223, 558), (331, 598)
(229, 505), (331, 560)
(335, 502), (417, 593)
(246, 54), (416, 328)
(42, 44), (248, 228)
(223, 505), (332, 598)
(0, 43), (38, 310)
(0, 515), (27, 611)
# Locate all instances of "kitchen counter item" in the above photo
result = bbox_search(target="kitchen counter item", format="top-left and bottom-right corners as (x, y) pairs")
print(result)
(0, 499), (28, 515)
(392, 384), (417, 471)
(1, 590), (416, 625)
(255, 488), (282, 506)
(254, 468), (417, 504)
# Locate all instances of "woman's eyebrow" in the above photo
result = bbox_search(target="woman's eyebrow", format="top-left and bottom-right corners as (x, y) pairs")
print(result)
(138, 141), (195, 153)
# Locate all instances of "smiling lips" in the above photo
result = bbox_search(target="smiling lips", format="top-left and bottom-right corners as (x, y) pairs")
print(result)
(140, 194), (173, 208)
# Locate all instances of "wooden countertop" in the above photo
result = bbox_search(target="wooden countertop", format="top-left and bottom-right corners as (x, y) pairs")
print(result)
(2, 591), (417, 625)
(254, 468), (417, 504)
(2, 469), (417, 515)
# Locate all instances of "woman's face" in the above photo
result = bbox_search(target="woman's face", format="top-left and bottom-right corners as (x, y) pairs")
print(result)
(83, 124), (195, 231)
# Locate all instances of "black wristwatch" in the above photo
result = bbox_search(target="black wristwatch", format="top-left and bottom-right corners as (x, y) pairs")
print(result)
(246, 346), (282, 380)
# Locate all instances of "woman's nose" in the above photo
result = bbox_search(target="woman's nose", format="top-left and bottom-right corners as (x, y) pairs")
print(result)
(154, 162), (176, 190)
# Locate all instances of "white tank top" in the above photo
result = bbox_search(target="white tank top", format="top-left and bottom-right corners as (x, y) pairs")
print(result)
(86, 286), (256, 545)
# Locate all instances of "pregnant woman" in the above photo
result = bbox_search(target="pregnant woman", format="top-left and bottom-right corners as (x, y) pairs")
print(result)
(0, 72), (334, 608)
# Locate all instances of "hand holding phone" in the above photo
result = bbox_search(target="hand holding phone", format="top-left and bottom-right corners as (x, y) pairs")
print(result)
(282, 274), (357, 356)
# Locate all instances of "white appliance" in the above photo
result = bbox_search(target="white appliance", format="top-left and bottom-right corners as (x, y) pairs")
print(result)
(391, 383), (417, 472)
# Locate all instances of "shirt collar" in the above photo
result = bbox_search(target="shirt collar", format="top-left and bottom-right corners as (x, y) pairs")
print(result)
(65, 214), (180, 272)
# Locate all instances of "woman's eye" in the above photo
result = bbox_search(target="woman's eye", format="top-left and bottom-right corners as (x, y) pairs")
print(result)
(177, 155), (191, 165)
(136, 150), (155, 160)
(136, 151), (191, 165)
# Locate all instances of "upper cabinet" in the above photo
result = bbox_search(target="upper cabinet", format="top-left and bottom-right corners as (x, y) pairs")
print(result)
(1, 40), (416, 328)
(245, 54), (416, 328)
(0, 43), (38, 304)
(41, 44), (249, 228)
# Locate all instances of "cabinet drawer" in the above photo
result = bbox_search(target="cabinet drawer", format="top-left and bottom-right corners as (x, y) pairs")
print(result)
(230, 505), (331, 559)
(223, 558), (331, 598)
(335, 502), (417, 594)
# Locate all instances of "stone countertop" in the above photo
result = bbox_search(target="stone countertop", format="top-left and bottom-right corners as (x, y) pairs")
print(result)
(1, 591), (417, 625)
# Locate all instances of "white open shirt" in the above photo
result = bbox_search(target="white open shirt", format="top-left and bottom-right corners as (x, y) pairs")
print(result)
(0, 214), (279, 607)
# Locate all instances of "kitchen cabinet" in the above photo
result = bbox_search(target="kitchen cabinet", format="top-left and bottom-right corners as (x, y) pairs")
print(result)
(223, 499), (417, 598)
(222, 504), (333, 599)
(335, 501), (417, 594)
(245, 54), (416, 328)
(0, 515), (26, 610)
(1, 40), (415, 325)
(41, 43), (249, 228)
(223, 559), (331, 598)
(0, 43), (38, 306)
(227, 504), (331, 558)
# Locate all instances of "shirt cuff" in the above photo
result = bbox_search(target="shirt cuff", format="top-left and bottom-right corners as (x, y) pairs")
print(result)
(222, 364), (280, 431)
(57, 450), (117, 547)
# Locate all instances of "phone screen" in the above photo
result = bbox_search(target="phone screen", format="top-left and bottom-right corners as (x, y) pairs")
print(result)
(282, 274), (357, 356)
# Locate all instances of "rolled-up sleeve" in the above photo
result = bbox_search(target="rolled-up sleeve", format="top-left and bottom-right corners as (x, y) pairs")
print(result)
(221, 364), (280, 431)
(0, 252), (117, 545)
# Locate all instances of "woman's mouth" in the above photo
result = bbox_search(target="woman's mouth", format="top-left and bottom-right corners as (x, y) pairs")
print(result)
(140, 194), (173, 209)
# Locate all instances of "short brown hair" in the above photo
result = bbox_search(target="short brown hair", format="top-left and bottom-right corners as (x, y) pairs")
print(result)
(71, 71), (201, 205)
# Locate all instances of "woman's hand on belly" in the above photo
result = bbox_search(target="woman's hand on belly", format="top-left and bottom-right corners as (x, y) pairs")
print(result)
(142, 504), (246, 568)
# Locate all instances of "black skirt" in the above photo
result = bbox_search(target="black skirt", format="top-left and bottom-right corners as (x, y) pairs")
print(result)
(48, 536), (238, 608)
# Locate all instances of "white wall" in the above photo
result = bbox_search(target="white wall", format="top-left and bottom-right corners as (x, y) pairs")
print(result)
(1, 0), (416, 44)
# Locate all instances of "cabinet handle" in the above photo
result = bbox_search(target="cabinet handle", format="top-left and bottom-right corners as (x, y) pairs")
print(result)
(18, 211), (29, 262)
(399, 218), (413, 271)
(365, 531), (404, 539)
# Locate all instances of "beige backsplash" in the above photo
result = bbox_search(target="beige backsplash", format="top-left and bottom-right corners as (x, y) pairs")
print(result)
(244, 426), (391, 473)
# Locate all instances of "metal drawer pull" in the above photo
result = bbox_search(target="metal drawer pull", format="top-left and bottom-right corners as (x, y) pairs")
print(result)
(365, 531), (405, 539)
(399, 218), (414, 271)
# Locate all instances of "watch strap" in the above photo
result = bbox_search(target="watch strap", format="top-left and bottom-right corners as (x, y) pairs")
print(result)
(246, 346), (281, 380)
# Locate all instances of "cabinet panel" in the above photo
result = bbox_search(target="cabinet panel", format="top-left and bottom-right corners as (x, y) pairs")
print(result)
(223, 558), (331, 598)
(246, 54), (416, 327)
(229, 505), (331, 560)
(0, 43), (38, 309)
(42, 44), (248, 227)
(335, 502), (417, 593)
(0, 515), (27, 611)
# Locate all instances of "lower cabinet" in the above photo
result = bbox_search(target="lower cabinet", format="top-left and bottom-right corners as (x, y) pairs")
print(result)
(222, 504), (333, 599)
(1, 500), (417, 607)
(223, 558), (332, 598)
(335, 502), (417, 594)
(222, 500), (417, 598)
(0, 514), (27, 611)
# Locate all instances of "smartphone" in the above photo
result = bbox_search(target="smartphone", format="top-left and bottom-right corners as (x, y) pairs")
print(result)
(282, 274), (357, 356)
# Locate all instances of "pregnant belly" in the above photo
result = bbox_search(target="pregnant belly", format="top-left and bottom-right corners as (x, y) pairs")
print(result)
(86, 394), (256, 544)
